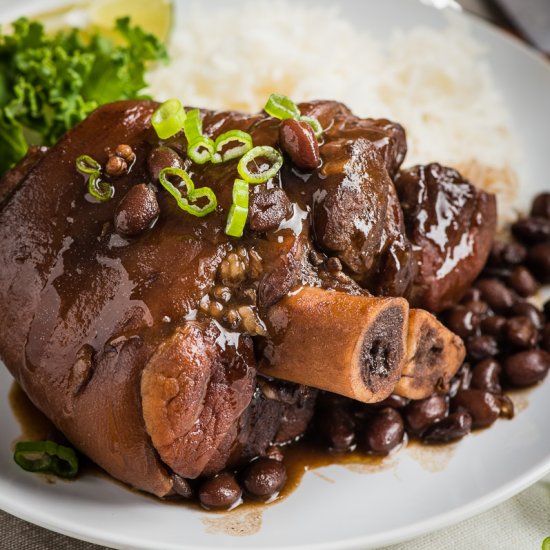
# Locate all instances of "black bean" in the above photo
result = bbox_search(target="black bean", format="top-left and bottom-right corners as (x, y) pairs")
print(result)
(461, 287), (482, 303)
(475, 279), (516, 312)
(375, 394), (409, 409)
(448, 363), (472, 398)
(471, 358), (502, 393)
(198, 472), (242, 510)
(148, 146), (184, 181)
(462, 300), (490, 317)
(448, 377), (461, 399)
(511, 302), (545, 330)
(422, 411), (472, 443)
(445, 306), (479, 338)
(489, 240), (527, 266)
(455, 363), (472, 390)
(466, 335), (499, 360)
(504, 350), (550, 387)
(172, 474), (193, 499)
(317, 405), (356, 452)
(405, 395), (448, 434)
(527, 243), (550, 283)
(481, 266), (514, 281)
(508, 266), (539, 297)
(542, 324), (550, 353)
(496, 394), (515, 419)
(512, 216), (550, 244)
(362, 408), (404, 455)
(503, 316), (538, 349)
(279, 119), (320, 170)
(114, 184), (159, 237)
(451, 389), (501, 429)
(242, 458), (287, 499)
(531, 193), (550, 219)
(480, 315), (507, 338)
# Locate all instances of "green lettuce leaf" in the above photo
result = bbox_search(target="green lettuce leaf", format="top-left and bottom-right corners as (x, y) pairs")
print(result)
(0, 16), (167, 176)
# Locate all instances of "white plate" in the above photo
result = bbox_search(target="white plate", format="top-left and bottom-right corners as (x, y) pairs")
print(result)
(1, 1), (550, 549)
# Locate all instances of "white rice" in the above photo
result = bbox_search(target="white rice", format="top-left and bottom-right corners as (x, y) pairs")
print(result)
(147, 1), (518, 215)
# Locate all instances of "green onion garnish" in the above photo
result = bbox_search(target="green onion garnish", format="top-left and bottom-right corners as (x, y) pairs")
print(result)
(183, 109), (215, 164)
(88, 173), (114, 202)
(232, 177), (250, 207)
(76, 155), (101, 174)
(188, 136), (215, 165)
(237, 146), (284, 184)
(183, 108), (203, 144)
(299, 115), (324, 139)
(76, 154), (113, 202)
(264, 93), (323, 138)
(151, 99), (187, 140)
(225, 178), (250, 237)
(264, 93), (301, 121)
(184, 110), (253, 165)
(159, 166), (217, 217)
(185, 186), (218, 217)
(14, 440), (79, 478)
(212, 130), (253, 164)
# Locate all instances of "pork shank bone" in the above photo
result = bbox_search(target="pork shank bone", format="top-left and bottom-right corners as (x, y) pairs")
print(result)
(259, 287), (409, 403)
(395, 163), (497, 312)
(394, 309), (466, 400)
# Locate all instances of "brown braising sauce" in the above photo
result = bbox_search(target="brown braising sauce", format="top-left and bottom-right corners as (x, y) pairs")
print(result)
(9, 380), (393, 507)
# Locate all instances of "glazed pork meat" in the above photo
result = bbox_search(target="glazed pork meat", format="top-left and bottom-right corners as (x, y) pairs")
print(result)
(0, 99), (495, 497)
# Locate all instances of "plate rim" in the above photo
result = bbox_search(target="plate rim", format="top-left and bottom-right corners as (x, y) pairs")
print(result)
(1, 1), (550, 549)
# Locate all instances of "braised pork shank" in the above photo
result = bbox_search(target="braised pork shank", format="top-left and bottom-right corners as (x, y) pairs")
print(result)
(0, 99), (494, 497)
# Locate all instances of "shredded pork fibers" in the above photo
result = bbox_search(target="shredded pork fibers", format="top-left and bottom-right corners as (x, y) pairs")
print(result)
(147, 0), (518, 219)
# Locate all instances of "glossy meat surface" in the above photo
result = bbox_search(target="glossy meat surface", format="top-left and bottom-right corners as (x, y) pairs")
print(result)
(0, 99), (495, 497)
(395, 163), (497, 312)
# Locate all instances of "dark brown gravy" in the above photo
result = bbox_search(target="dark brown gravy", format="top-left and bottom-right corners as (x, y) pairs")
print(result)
(9, 381), (393, 510)
(13, 379), (531, 513)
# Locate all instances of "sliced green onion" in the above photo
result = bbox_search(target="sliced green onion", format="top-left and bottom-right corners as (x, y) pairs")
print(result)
(88, 172), (114, 202)
(183, 108), (204, 144)
(76, 154), (101, 175)
(151, 99), (187, 140)
(212, 130), (253, 164)
(225, 179), (250, 238)
(76, 155), (113, 202)
(225, 204), (248, 238)
(264, 93), (323, 139)
(188, 136), (215, 165)
(185, 186), (218, 217)
(159, 166), (194, 203)
(264, 93), (301, 121)
(232, 178), (249, 208)
(299, 115), (324, 138)
(159, 166), (217, 217)
(14, 440), (79, 478)
(237, 146), (283, 184)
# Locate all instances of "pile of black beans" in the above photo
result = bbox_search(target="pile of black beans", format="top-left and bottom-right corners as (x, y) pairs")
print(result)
(190, 454), (288, 510)
(192, 193), (550, 510)
(312, 193), (550, 457)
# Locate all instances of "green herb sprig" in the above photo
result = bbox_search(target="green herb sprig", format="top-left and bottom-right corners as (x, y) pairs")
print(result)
(0, 16), (167, 175)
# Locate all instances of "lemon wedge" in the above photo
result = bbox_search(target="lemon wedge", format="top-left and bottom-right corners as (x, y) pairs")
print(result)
(88, 0), (173, 42)
(33, 0), (173, 42)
